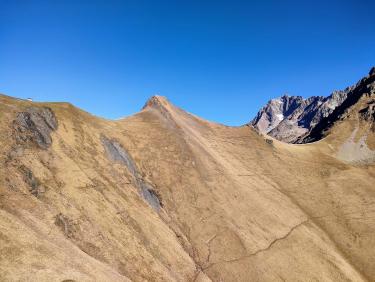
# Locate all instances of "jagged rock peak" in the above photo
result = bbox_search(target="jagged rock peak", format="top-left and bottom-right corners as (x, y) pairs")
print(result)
(250, 95), (321, 134)
(300, 66), (375, 143)
(251, 66), (375, 143)
(251, 92), (345, 142)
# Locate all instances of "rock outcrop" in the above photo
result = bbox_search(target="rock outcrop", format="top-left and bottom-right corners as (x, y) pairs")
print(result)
(13, 106), (58, 149)
(250, 95), (315, 134)
(101, 135), (162, 211)
(300, 67), (375, 143)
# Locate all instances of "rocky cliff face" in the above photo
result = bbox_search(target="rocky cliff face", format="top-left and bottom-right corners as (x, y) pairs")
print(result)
(300, 67), (375, 143)
(250, 69), (374, 143)
(250, 95), (313, 134)
(267, 96), (325, 143)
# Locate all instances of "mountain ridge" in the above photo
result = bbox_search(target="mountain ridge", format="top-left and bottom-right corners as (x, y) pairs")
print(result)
(0, 69), (375, 281)
(250, 67), (374, 143)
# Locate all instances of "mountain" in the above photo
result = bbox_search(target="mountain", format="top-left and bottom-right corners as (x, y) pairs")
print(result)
(300, 67), (375, 143)
(0, 80), (375, 281)
(251, 95), (325, 142)
(250, 73), (363, 143)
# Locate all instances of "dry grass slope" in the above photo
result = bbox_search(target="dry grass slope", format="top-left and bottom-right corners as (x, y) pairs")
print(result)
(0, 93), (374, 281)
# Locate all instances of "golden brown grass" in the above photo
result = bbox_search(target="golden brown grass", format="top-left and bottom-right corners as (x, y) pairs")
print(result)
(0, 94), (374, 281)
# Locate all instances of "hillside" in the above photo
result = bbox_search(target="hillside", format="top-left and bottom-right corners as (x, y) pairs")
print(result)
(0, 92), (375, 281)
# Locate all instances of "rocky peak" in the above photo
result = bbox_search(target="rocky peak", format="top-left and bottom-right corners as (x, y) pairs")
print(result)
(251, 89), (350, 143)
(250, 95), (307, 133)
(251, 67), (375, 143)
(250, 94), (324, 136)
(300, 66), (375, 143)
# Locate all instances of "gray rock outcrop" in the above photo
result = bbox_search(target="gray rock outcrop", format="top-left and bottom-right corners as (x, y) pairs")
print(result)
(250, 71), (363, 143)
(13, 106), (58, 149)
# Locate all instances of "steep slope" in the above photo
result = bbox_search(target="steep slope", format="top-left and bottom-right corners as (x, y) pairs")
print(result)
(0, 95), (200, 282)
(0, 94), (375, 281)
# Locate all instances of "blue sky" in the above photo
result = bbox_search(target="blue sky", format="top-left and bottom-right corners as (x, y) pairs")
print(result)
(1, 0), (374, 125)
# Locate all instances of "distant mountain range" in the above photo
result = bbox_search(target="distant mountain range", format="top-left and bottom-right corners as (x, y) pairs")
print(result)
(250, 67), (375, 143)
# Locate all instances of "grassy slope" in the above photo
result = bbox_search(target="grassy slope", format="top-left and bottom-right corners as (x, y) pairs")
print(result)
(0, 94), (374, 281)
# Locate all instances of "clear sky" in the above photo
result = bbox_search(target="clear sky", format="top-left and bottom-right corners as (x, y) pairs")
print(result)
(1, 0), (374, 125)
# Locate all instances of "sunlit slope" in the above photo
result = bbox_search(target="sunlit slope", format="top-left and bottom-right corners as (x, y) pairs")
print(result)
(0, 94), (374, 281)
(137, 96), (375, 281)
(0, 95), (200, 282)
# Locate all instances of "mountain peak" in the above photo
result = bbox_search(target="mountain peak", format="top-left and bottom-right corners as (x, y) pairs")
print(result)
(252, 67), (374, 143)
(142, 95), (170, 110)
(251, 92), (344, 142)
(250, 95), (312, 134)
(141, 95), (178, 126)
